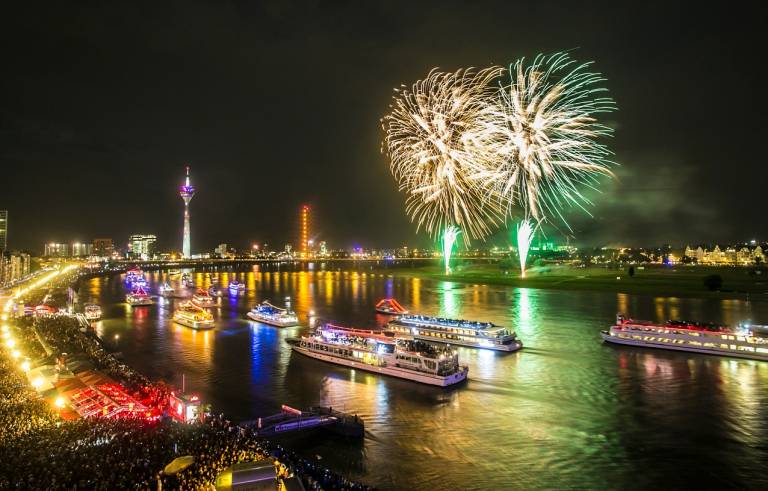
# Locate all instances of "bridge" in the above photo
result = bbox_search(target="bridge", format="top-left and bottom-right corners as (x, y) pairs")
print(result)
(241, 405), (364, 438)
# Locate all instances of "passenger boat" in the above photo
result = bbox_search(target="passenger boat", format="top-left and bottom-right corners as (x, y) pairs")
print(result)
(287, 324), (469, 386)
(387, 315), (522, 352)
(126, 287), (153, 306)
(228, 281), (246, 294)
(173, 302), (215, 330)
(601, 314), (768, 361)
(125, 269), (147, 287)
(208, 286), (224, 297)
(169, 269), (181, 277)
(247, 301), (299, 327)
(84, 304), (102, 320)
(375, 298), (409, 315)
(191, 289), (216, 307)
(158, 283), (175, 298)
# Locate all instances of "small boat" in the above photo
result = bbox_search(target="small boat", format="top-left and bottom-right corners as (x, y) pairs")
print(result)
(192, 289), (216, 308)
(228, 281), (246, 294)
(287, 323), (469, 387)
(126, 287), (153, 306)
(208, 286), (224, 297)
(159, 283), (175, 298)
(84, 304), (102, 320)
(169, 269), (181, 277)
(173, 302), (214, 330)
(602, 314), (768, 361)
(375, 298), (409, 315)
(247, 301), (300, 327)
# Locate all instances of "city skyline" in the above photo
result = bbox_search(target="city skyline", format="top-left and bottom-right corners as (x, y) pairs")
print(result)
(2, 2), (766, 252)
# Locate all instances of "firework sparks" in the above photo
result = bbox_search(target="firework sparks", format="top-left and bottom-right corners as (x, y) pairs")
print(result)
(442, 226), (461, 274)
(516, 219), (535, 278)
(382, 67), (505, 243)
(483, 52), (616, 226)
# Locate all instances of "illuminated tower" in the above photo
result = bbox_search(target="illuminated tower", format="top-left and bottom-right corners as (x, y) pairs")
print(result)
(179, 166), (196, 258)
(301, 205), (310, 257)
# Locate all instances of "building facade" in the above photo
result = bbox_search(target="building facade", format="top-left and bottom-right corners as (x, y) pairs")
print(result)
(1, 251), (31, 286)
(684, 244), (765, 265)
(92, 238), (114, 258)
(0, 210), (7, 252)
(128, 235), (157, 259)
(71, 242), (93, 257)
(44, 243), (70, 257)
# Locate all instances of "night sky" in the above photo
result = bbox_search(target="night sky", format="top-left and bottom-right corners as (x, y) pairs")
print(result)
(2, 1), (765, 253)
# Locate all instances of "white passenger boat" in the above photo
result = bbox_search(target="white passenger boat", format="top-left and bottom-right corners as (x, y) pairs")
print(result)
(126, 287), (153, 306)
(287, 324), (468, 387)
(158, 283), (175, 298)
(387, 315), (522, 352)
(208, 286), (224, 297)
(191, 289), (216, 307)
(247, 301), (299, 327)
(228, 281), (246, 294)
(602, 314), (768, 361)
(84, 304), (102, 320)
(173, 302), (215, 330)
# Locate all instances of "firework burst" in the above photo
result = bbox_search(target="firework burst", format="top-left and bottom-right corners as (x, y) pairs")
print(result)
(382, 66), (505, 243)
(482, 52), (616, 226)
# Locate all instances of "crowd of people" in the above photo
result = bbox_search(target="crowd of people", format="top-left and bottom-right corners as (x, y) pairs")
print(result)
(0, 276), (373, 490)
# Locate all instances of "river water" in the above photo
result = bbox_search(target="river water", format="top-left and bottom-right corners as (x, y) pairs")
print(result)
(79, 265), (768, 490)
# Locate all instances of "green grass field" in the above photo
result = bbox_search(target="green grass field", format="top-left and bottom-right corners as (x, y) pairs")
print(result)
(379, 263), (768, 300)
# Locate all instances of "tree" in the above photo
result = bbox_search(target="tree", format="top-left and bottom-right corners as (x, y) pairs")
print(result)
(703, 274), (723, 291)
(628, 266), (635, 277)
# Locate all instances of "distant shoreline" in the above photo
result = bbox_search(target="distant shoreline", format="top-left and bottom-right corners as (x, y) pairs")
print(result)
(373, 264), (768, 301)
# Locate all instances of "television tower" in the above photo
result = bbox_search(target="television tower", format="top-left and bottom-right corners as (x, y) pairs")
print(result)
(301, 205), (310, 257)
(179, 166), (196, 258)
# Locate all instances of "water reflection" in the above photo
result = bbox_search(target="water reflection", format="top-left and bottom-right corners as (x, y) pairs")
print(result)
(78, 266), (768, 490)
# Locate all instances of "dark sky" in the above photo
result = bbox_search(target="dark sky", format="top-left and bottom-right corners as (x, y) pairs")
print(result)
(2, 1), (766, 253)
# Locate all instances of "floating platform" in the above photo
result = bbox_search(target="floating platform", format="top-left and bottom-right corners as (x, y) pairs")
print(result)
(241, 405), (364, 438)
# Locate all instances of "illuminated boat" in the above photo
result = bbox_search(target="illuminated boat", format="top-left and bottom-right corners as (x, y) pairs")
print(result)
(173, 302), (214, 330)
(287, 324), (469, 387)
(388, 315), (522, 352)
(126, 287), (153, 306)
(182, 273), (195, 288)
(228, 281), (246, 293)
(375, 298), (409, 315)
(602, 314), (768, 361)
(34, 304), (57, 316)
(84, 304), (102, 320)
(208, 286), (224, 297)
(125, 268), (143, 281)
(191, 289), (216, 307)
(247, 301), (299, 327)
(169, 269), (181, 277)
(158, 283), (175, 298)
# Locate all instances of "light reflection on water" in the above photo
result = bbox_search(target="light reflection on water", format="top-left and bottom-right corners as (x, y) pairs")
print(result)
(81, 267), (768, 490)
